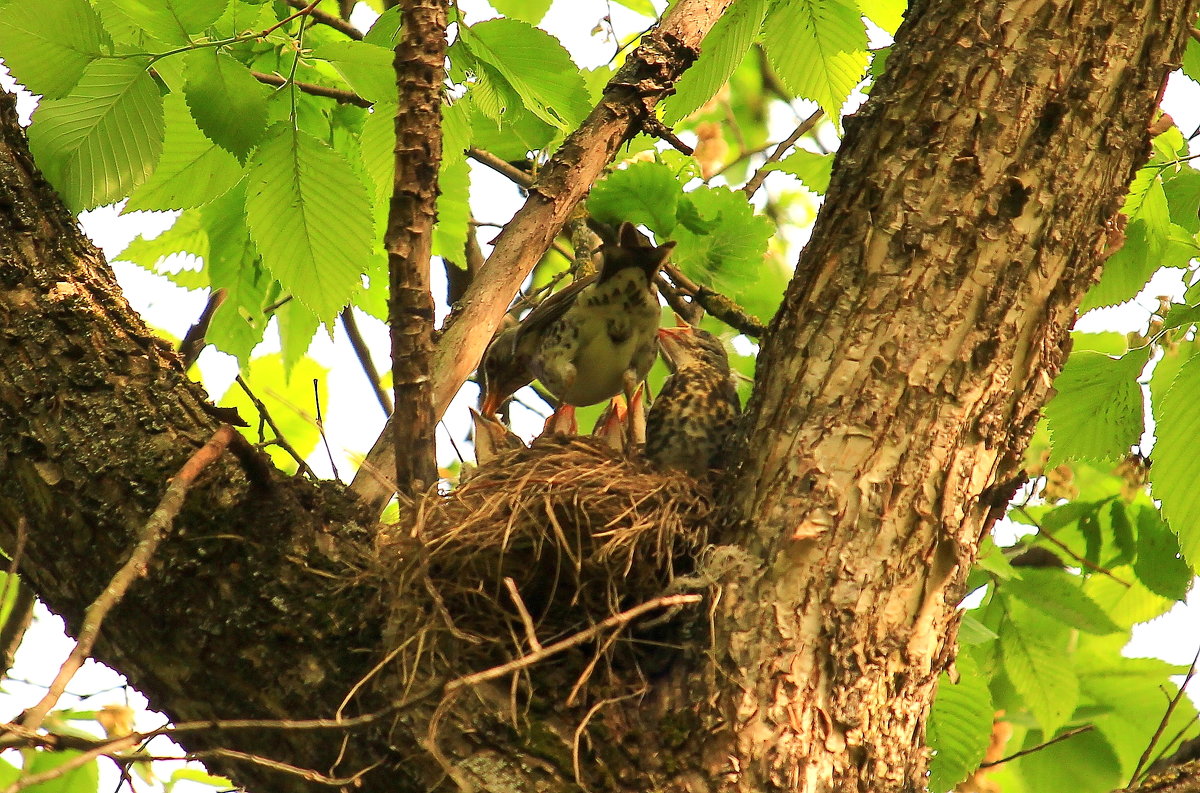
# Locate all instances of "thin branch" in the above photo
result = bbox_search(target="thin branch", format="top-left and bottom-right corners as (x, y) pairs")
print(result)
(282, 0), (364, 39)
(742, 108), (824, 197)
(1014, 506), (1131, 586)
(1129, 642), (1200, 784)
(261, 0), (321, 36)
(980, 724), (1093, 768)
(14, 427), (238, 735)
(178, 288), (226, 370)
(503, 577), (543, 652)
(251, 71), (372, 107)
(4, 734), (141, 793)
(340, 308), (392, 416)
(468, 148), (534, 188)
(445, 593), (701, 693)
(235, 376), (317, 478)
(663, 263), (766, 338)
(352, 0), (739, 513)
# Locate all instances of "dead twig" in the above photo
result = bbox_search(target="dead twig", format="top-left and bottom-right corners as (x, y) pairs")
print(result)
(282, 0), (364, 39)
(742, 108), (824, 197)
(13, 426), (238, 736)
(340, 307), (393, 417)
(235, 376), (317, 478)
(1129, 642), (1200, 784)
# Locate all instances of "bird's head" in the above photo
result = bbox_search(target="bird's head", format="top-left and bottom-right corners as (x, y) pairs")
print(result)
(598, 222), (675, 282)
(656, 324), (731, 373)
(479, 324), (532, 416)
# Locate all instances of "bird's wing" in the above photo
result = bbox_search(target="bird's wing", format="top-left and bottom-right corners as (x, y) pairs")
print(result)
(514, 274), (598, 343)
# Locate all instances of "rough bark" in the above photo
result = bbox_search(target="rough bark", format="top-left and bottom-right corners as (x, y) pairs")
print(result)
(386, 0), (446, 493)
(711, 0), (1197, 791)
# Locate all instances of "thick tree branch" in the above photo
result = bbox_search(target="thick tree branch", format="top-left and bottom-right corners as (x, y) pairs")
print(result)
(351, 0), (738, 512)
(384, 0), (446, 494)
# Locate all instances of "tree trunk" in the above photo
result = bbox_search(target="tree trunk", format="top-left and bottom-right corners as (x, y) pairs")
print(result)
(0, 0), (1194, 791)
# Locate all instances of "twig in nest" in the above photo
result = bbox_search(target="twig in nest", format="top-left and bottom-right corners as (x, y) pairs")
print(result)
(445, 593), (701, 693)
(11, 426), (238, 737)
(504, 577), (543, 651)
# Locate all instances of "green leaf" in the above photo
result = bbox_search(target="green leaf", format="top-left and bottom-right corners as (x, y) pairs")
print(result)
(116, 210), (209, 289)
(662, 0), (768, 124)
(588, 161), (682, 235)
(221, 352), (326, 471)
(1043, 349), (1148, 465)
(27, 58), (164, 211)
(761, 0), (868, 120)
(1015, 727), (1120, 793)
(927, 655), (993, 793)
(490, 0), (553, 24)
(1150, 352), (1200, 568)
(433, 157), (471, 264)
(203, 185), (270, 364)
(611, 0), (656, 15)
(0, 0), (109, 98)
(1003, 569), (1120, 635)
(276, 299), (321, 374)
(124, 94), (243, 212)
(462, 19), (591, 131)
(183, 49), (271, 159)
(999, 613), (1079, 735)
(24, 749), (100, 793)
(1083, 565), (1173, 628)
(768, 149), (834, 193)
(1132, 505), (1192, 600)
(958, 613), (998, 645)
(363, 5), (403, 48)
(244, 124), (373, 322)
(1164, 167), (1200, 233)
(857, 0), (906, 34)
(312, 39), (394, 104)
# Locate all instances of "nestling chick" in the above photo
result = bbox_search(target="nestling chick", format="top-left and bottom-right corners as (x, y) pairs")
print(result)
(479, 223), (673, 425)
(645, 325), (740, 477)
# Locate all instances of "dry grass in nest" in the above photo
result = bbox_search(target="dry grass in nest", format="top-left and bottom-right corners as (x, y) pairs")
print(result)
(373, 435), (713, 686)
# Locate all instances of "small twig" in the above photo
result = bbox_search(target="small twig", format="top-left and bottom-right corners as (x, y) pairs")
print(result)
(261, 0), (321, 36)
(14, 427), (237, 736)
(313, 379), (339, 480)
(980, 724), (1093, 768)
(282, 0), (364, 39)
(445, 594), (701, 693)
(251, 71), (371, 107)
(503, 577), (542, 652)
(235, 376), (317, 477)
(662, 263), (766, 338)
(1191, 28), (1200, 44)
(340, 308), (392, 416)
(655, 273), (702, 325)
(1129, 642), (1200, 784)
(1014, 506), (1131, 586)
(639, 114), (694, 155)
(468, 148), (534, 188)
(742, 108), (824, 197)
(5, 734), (141, 793)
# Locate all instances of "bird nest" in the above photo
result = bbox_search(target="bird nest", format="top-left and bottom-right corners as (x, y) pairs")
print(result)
(372, 435), (714, 688)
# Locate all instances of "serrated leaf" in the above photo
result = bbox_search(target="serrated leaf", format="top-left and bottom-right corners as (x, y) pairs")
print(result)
(433, 157), (471, 263)
(767, 148), (834, 193)
(490, 0), (553, 24)
(611, 0), (656, 15)
(662, 0), (768, 124)
(1150, 353), (1200, 568)
(244, 124), (373, 321)
(1184, 36), (1200, 84)
(761, 0), (868, 120)
(27, 57), (164, 211)
(0, 0), (109, 98)
(588, 161), (682, 235)
(998, 613), (1079, 735)
(221, 352), (326, 471)
(1165, 168), (1200, 234)
(1133, 505), (1192, 600)
(1043, 349), (1148, 465)
(183, 49), (270, 159)
(927, 655), (993, 793)
(1083, 565), (1173, 628)
(462, 19), (590, 131)
(124, 94), (242, 212)
(203, 184), (269, 364)
(670, 185), (776, 294)
(116, 209), (210, 289)
(363, 5), (403, 48)
(1004, 569), (1120, 635)
(276, 298), (320, 374)
(312, 39), (394, 104)
(25, 748), (100, 793)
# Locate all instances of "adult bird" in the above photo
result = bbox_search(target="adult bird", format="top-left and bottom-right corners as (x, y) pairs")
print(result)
(645, 324), (741, 477)
(479, 223), (672, 433)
